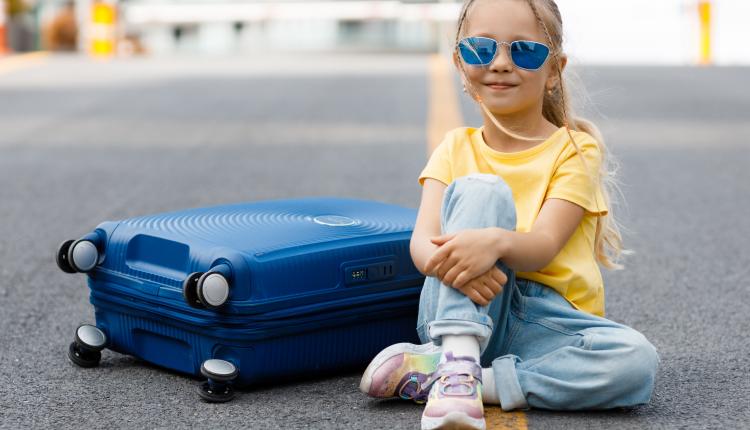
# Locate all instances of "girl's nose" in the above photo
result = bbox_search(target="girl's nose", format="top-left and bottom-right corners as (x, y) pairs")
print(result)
(489, 43), (514, 72)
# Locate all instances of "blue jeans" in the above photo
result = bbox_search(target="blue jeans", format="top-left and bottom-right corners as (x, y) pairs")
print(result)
(416, 173), (661, 411)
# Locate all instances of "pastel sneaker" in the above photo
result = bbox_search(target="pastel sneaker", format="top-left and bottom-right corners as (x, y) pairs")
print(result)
(359, 342), (442, 404)
(420, 351), (486, 430)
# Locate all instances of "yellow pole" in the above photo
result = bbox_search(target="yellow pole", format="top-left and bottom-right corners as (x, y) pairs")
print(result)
(90, 0), (116, 58)
(698, 0), (712, 66)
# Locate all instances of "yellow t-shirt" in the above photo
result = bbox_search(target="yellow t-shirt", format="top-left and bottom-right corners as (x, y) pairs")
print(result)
(418, 126), (609, 317)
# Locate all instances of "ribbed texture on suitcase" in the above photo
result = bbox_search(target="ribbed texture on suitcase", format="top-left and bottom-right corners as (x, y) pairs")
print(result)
(96, 301), (421, 385)
(123, 211), (408, 249)
(114, 312), (201, 354)
(257, 315), (411, 373)
(118, 198), (415, 256)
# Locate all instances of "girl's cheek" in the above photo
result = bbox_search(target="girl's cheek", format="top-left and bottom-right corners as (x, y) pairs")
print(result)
(465, 74), (481, 87)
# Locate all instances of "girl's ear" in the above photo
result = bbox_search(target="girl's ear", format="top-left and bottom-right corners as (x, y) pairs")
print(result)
(546, 53), (568, 90)
(452, 51), (461, 70)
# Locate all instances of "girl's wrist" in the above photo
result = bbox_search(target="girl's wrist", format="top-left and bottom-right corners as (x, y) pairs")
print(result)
(491, 227), (512, 260)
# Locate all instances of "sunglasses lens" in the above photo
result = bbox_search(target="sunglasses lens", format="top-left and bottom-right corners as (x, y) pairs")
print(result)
(510, 41), (550, 70)
(459, 37), (496, 66)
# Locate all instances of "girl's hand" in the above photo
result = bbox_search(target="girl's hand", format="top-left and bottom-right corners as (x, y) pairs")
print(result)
(423, 228), (507, 289)
(456, 266), (508, 306)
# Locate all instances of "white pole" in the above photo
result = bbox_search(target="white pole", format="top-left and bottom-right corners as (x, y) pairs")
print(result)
(438, 0), (454, 56)
(75, 0), (91, 53)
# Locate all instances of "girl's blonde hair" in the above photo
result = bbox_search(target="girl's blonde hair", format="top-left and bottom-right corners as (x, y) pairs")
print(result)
(455, 0), (633, 270)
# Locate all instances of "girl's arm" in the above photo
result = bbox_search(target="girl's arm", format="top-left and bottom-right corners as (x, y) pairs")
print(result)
(410, 178), (448, 275)
(492, 198), (585, 272)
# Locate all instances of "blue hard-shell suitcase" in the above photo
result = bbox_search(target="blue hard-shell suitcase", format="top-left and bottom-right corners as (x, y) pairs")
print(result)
(57, 197), (425, 402)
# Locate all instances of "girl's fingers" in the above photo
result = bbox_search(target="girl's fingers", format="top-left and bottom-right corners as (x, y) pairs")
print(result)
(423, 255), (437, 273)
(467, 284), (492, 306)
(437, 261), (448, 280)
(427, 246), (452, 274)
(432, 261), (443, 274)
(431, 233), (456, 244)
(443, 267), (460, 286)
(477, 283), (496, 301)
(470, 290), (489, 306)
(440, 257), (460, 283)
(485, 278), (502, 295)
(488, 270), (506, 297)
(491, 267), (507, 286)
(459, 284), (488, 306)
(453, 270), (471, 289)
(425, 249), (445, 273)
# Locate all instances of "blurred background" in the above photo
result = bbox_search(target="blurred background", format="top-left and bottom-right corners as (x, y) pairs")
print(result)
(2, 1), (749, 429)
(1, 0), (749, 64)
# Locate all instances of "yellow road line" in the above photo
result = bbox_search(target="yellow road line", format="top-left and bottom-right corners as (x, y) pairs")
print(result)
(426, 53), (529, 430)
(485, 407), (529, 430)
(427, 53), (464, 155)
(0, 51), (50, 76)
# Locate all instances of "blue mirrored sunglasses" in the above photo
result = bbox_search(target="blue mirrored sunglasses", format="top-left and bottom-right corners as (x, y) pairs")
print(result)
(457, 36), (551, 70)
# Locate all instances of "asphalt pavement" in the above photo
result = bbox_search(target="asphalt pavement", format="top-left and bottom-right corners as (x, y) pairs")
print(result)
(0, 53), (748, 429)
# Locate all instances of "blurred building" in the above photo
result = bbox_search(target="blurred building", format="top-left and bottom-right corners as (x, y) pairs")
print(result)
(117, 0), (750, 64)
(20, 0), (750, 64)
(116, 0), (459, 55)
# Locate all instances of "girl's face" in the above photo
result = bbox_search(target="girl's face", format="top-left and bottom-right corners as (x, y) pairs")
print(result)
(454, 0), (565, 117)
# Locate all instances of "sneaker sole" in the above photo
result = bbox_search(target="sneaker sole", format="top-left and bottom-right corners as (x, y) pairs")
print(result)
(359, 342), (441, 397)
(421, 411), (487, 430)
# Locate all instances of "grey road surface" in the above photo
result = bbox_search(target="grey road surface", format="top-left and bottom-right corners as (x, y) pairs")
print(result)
(0, 54), (748, 429)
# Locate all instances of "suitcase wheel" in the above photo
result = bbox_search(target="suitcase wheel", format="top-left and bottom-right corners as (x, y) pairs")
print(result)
(183, 271), (231, 310)
(198, 359), (238, 403)
(196, 272), (230, 309)
(56, 240), (77, 274)
(57, 239), (100, 273)
(182, 272), (204, 309)
(68, 324), (107, 368)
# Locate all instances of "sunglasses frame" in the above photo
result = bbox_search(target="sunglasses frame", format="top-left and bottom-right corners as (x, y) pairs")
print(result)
(456, 36), (551, 71)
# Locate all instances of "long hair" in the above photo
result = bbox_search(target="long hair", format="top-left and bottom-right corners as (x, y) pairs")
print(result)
(454, 0), (633, 270)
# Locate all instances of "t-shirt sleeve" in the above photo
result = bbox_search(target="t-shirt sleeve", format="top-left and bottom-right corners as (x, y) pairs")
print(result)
(545, 135), (609, 216)
(418, 132), (453, 187)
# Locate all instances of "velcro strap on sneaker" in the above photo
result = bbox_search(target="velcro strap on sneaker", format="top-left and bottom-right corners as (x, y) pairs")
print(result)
(420, 353), (482, 394)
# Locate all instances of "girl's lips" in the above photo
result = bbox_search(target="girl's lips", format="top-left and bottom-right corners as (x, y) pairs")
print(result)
(486, 84), (518, 90)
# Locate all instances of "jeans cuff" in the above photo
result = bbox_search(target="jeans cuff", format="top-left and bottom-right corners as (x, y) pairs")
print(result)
(427, 318), (493, 354)
(492, 355), (530, 411)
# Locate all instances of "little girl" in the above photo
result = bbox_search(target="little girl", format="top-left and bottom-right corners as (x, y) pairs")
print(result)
(359, 0), (661, 429)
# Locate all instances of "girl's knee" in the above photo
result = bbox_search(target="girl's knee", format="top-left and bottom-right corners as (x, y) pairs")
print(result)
(454, 174), (514, 203)
(628, 331), (660, 379)
(442, 174), (517, 231)
(609, 329), (660, 389)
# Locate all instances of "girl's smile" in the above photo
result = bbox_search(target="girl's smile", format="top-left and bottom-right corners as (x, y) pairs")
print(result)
(486, 83), (519, 91)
